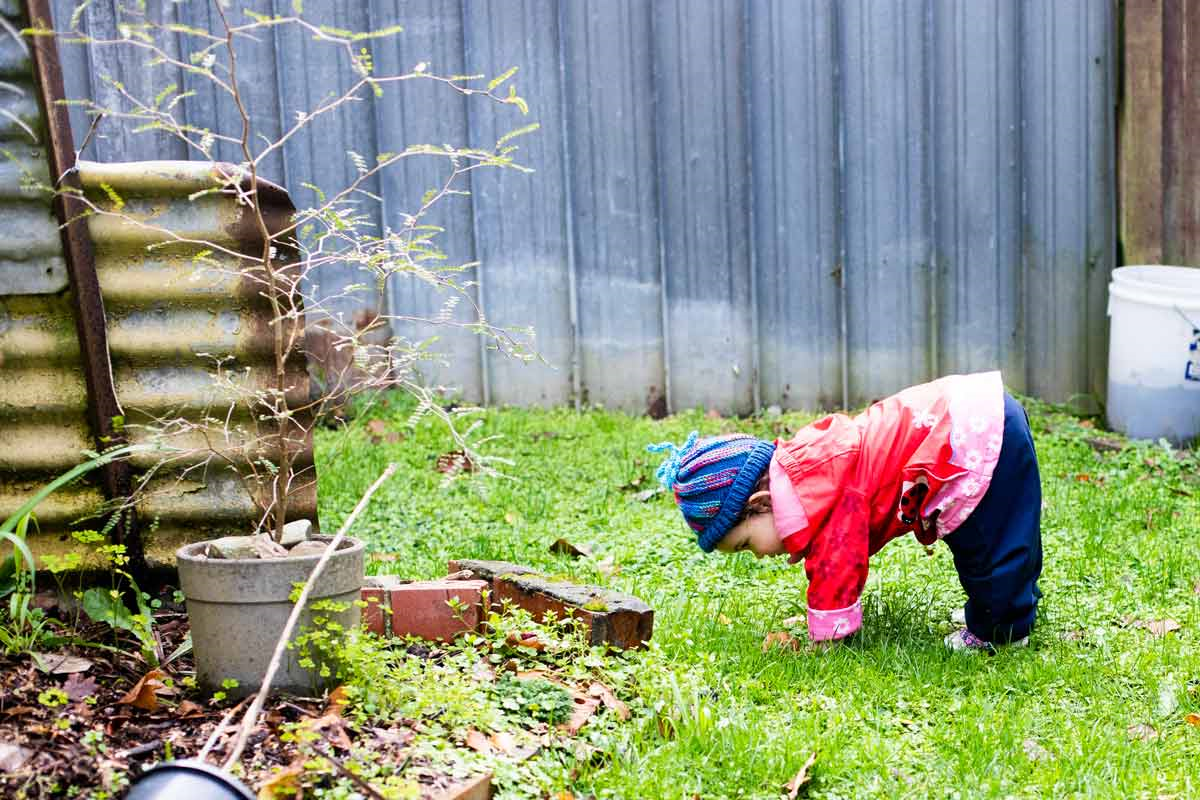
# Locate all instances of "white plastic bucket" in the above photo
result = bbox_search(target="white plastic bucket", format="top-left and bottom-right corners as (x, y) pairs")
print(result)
(1106, 265), (1200, 444)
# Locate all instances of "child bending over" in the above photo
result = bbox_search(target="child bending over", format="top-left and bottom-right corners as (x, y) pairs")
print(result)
(648, 371), (1042, 651)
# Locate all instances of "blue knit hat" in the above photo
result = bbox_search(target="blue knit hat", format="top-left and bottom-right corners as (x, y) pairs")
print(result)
(647, 431), (776, 552)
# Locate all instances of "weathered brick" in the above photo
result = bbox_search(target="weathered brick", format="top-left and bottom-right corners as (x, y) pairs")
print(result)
(450, 560), (653, 650)
(360, 575), (407, 636)
(388, 579), (486, 642)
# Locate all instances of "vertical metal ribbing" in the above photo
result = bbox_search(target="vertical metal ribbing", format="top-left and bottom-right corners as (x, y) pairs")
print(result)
(743, 0), (762, 413)
(650, 1), (672, 416)
(832, 0), (850, 410)
(460, 0), (491, 407)
(555, 0), (582, 412)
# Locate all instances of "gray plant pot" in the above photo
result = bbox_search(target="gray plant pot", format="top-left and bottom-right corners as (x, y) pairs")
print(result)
(176, 535), (365, 697)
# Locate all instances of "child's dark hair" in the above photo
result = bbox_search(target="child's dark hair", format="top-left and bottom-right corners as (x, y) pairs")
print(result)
(734, 471), (772, 523)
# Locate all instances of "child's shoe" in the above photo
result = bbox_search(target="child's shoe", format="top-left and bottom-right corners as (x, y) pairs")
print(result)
(944, 628), (1028, 653)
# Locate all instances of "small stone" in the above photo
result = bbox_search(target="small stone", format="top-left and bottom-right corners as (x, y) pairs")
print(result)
(766, 405), (783, 418)
(288, 540), (332, 558)
(204, 535), (263, 560)
(281, 519), (314, 546)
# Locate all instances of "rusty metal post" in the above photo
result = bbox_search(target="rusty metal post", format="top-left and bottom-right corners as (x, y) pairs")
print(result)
(21, 0), (146, 582)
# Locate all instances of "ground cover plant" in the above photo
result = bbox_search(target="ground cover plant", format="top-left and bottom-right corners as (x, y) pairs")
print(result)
(317, 397), (1200, 799)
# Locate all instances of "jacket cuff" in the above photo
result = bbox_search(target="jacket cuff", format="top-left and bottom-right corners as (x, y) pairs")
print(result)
(808, 601), (862, 641)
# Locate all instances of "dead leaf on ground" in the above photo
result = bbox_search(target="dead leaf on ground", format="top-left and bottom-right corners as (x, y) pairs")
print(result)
(781, 615), (805, 628)
(325, 685), (351, 716)
(762, 631), (802, 653)
(1125, 618), (1182, 637)
(370, 552), (398, 563)
(1128, 723), (1159, 741)
(176, 700), (205, 718)
(2, 707), (35, 718)
(549, 538), (593, 559)
(62, 672), (97, 702)
(465, 728), (493, 755)
(1184, 713), (1200, 727)
(300, 712), (353, 750)
(256, 762), (304, 799)
(717, 614), (733, 626)
(435, 450), (476, 475)
(632, 487), (663, 503)
(117, 669), (168, 712)
(588, 681), (630, 720)
(784, 750), (817, 798)
(30, 652), (94, 674)
(0, 743), (33, 773)
(559, 692), (601, 735)
(1086, 436), (1124, 453)
(506, 631), (547, 651)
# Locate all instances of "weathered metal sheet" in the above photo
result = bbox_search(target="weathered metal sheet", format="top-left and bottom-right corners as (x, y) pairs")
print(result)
(840, 1), (933, 405)
(462, 0), (572, 407)
(369, 0), (483, 403)
(748, 0), (842, 412)
(0, 130), (318, 569)
(931, 1), (1024, 388)
(1021, 0), (1115, 407)
(652, 0), (754, 414)
(560, 0), (664, 413)
(30, 0), (1117, 414)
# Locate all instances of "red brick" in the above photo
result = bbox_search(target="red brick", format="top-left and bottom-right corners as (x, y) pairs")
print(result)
(388, 579), (486, 642)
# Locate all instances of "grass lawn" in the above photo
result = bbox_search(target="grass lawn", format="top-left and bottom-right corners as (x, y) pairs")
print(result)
(316, 399), (1200, 799)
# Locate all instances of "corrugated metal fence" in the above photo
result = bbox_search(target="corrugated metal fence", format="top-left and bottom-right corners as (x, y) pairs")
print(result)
(50, 0), (1115, 414)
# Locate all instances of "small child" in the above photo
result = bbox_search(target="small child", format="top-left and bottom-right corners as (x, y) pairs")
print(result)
(647, 371), (1042, 651)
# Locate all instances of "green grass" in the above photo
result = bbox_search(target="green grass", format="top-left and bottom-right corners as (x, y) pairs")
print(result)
(316, 399), (1200, 799)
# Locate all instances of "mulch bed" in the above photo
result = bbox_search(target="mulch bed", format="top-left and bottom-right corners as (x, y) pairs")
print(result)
(0, 593), (479, 799)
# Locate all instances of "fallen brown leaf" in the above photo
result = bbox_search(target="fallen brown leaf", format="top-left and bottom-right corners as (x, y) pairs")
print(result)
(588, 681), (630, 720)
(717, 614), (733, 626)
(762, 631), (802, 653)
(1127, 618), (1183, 637)
(118, 669), (168, 712)
(0, 743), (32, 773)
(784, 750), (817, 798)
(1184, 713), (1200, 727)
(559, 692), (601, 735)
(325, 685), (351, 716)
(506, 631), (547, 651)
(549, 538), (593, 559)
(176, 700), (205, 718)
(465, 728), (493, 755)
(256, 762), (304, 799)
(489, 730), (517, 755)
(370, 552), (398, 563)
(301, 712), (353, 750)
(62, 672), (97, 702)
(366, 419), (388, 436)
(31, 652), (93, 674)
(3, 707), (35, 717)
(435, 450), (475, 474)
(1128, 723), (1159, 741)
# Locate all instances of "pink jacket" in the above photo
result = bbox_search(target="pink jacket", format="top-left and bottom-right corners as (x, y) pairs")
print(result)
(767, 372), (1006, 640)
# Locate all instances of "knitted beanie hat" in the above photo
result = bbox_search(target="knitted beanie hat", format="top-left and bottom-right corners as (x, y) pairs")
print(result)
(647, 431), (776, 552)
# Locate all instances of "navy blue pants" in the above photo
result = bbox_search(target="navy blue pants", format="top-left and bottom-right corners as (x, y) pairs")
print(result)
(944, 393), (1043, 643)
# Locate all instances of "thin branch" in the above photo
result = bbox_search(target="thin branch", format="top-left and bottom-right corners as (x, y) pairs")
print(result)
(222, 463), (397, 769)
